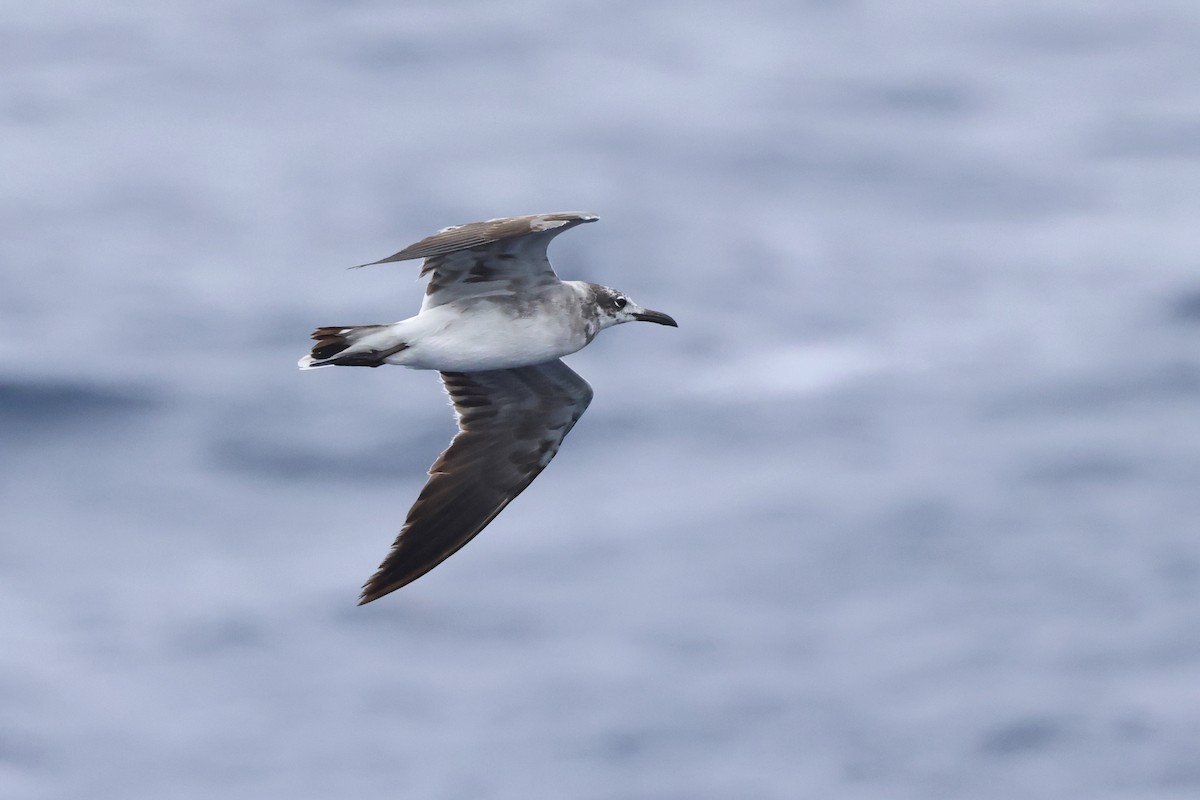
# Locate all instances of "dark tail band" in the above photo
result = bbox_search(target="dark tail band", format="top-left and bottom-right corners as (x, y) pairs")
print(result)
(307, 326), (407, 368)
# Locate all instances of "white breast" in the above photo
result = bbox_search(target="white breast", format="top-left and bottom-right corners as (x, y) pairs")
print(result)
(397, 298), (590, 371)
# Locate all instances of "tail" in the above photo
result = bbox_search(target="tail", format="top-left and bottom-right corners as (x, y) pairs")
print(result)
(298, 325), (409, 369)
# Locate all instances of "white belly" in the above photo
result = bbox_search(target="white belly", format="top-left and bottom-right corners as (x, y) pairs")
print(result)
(389, 302), (590, 371)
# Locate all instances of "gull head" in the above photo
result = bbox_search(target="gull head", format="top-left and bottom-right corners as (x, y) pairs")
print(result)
(588, 284), (678, 331)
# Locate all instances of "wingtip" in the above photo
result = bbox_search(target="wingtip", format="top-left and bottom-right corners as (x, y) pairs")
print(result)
(357, 581), (392, 606)
(550, 211), (599, 225)
(358, 568), (396, 605)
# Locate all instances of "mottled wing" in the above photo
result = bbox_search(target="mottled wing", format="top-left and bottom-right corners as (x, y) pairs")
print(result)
(356, 212), (599, 310)
(359, 359), (594, 603)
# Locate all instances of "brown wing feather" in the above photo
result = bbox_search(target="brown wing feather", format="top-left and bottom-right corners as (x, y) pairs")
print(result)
(354, 212), (598, 310)
(359, 360), (593, 604)
(354, 212), (598, 268)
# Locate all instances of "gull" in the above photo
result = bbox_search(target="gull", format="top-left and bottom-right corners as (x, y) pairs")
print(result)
(299, 212), (677, 604)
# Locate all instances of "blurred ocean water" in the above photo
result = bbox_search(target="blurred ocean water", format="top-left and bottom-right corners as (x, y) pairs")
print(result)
(3, 1), (1200, 798)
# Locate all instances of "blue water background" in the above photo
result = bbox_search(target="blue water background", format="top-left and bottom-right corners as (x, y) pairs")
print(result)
(3, 2), (1200, 797)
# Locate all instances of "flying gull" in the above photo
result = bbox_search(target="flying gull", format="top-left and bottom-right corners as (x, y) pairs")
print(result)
(299, 212), (677, 603)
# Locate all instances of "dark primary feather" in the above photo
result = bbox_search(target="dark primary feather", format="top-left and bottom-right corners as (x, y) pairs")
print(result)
(359, 359), (593, 604)
(355, 212), (598, 267)
(353, 212), (599, 311)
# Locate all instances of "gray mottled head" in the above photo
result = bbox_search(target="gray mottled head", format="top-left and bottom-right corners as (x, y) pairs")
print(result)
(586, 283), (678, 332)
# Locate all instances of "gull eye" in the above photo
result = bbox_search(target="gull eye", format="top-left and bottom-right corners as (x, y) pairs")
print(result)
(614, 296), (627, 310)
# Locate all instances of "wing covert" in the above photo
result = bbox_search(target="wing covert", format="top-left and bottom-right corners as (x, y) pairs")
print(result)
(359, 359), (593, 603)
(354, 212), (598, 310)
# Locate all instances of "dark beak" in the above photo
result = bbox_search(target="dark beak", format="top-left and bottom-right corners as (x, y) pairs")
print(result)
(633, 309), (678, 327)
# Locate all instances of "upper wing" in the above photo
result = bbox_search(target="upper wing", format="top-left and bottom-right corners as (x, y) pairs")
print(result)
(356, 212), (599, 310)
(359, 359), (594, 603)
